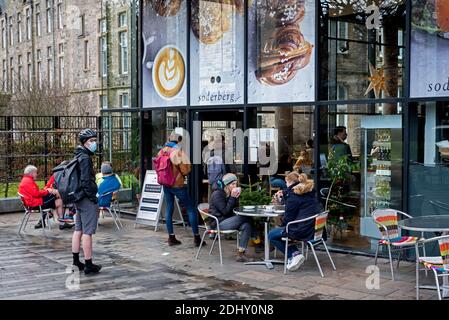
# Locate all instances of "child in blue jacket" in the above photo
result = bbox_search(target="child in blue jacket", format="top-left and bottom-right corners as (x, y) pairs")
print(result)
(97, 162), (122, 208)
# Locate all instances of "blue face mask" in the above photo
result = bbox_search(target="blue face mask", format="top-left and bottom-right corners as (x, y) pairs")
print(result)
(87, 141), (97, 153)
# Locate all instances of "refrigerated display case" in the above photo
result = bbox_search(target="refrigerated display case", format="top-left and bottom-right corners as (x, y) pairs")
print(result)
(360, 115), (402, 240)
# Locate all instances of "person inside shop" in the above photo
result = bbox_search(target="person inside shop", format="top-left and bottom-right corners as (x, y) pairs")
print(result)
(208, 173), (261, 262)
(329, 126), (353, 162)
(270, 153), (293, 190)
(206, 135), (227, 191)
(269, 172), (324, 271)
(294, 139), (314, 174)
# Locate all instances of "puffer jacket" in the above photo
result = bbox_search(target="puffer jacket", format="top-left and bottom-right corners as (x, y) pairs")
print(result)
(74, 146), (98, 203)
(18, 175), (49, 208)
(281, 181), (325, 241)
(208, 188), (239, 226)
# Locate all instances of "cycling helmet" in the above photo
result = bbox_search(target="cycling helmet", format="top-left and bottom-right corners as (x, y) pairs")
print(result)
(79, 128), (97, 144)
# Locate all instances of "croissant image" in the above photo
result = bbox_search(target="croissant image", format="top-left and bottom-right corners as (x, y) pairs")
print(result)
(256, 25), (313, 86)
(191, 0), (233, 44)
(150, 0), (183, 17)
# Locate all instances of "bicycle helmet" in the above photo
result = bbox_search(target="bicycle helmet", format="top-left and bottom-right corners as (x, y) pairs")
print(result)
(79, 128), (97, 144)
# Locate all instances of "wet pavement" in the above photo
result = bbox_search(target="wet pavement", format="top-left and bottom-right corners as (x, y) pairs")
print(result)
(0, 212), (441, 300)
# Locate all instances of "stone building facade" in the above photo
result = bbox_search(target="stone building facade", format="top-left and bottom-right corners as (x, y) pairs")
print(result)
(0, 0), (134, 116)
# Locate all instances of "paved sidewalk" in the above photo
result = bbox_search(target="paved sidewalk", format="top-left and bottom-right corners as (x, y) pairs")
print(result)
(0, 212), (440, 300)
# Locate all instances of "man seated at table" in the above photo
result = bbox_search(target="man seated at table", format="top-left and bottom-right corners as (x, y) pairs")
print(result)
(209, 173), (260, 263)
(268, 172), (324, 271)
(18, 165), (62, 229)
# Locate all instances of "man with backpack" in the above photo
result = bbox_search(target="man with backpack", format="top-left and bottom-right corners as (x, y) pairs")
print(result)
(154, 133), (204, 247)
(70, 129), (102, 275)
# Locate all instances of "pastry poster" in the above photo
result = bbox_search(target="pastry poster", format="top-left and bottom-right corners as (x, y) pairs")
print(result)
(142, 0), (188, 107)
(190, 0), (245, 106)
(248, 0), (315, 104)
(410, 0), (449, 98)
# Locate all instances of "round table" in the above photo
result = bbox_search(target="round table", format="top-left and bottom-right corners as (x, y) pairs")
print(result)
(234, 205), (285, 269)
(398, 215), (449, 298)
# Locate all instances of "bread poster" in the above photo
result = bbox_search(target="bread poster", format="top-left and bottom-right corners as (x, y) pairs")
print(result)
(142, 0), (188, 107)
(248, 0), (315, 103)
(411, 0), (449, 98)
(190, 0), (245, 106)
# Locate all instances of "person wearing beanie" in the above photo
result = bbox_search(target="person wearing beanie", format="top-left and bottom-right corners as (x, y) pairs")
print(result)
(208, 173), (258, 262)
(97, 162), (122, 208)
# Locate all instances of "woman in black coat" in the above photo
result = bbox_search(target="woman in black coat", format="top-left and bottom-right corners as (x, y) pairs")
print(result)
(268, 172), (324, 271)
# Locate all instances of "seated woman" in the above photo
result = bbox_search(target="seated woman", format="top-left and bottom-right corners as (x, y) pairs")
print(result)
(18, 165), (62, 229)
(268, 172), (324, 271)
(209, 173), (258, 262)
(293, 139), (314, 174)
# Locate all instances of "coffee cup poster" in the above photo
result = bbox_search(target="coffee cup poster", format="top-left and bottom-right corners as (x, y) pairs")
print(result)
(248, 0), (316, 103)
(190, 0), (245, 106)
(142, 0), (188, 107)
(410, 0), (449, 98)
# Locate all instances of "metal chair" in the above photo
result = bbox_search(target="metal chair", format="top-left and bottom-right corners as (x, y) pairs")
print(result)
(415, 235), (449, 300)
(17, 192), (53, 236)
(196, 203), (240, 265)
(98, 191), (123, 231)
(372, 209), (425, 281)
(282, 211), (336, 277)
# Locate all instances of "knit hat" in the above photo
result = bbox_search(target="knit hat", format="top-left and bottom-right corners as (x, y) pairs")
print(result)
(222, 173), (238, 186)
(101, 163), (113, 174)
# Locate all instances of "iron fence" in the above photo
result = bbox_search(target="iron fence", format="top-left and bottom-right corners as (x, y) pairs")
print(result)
(0, 115), (139, 199)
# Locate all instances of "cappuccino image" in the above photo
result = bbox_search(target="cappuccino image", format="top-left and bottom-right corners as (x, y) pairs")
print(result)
(153, 47), (185, 99)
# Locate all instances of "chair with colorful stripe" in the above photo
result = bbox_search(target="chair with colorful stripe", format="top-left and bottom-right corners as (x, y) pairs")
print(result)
(195, 203), (240, 265)
(415, 235), (449, 300)
(282, 211), (336, 277)
(372, 209), (424, 281)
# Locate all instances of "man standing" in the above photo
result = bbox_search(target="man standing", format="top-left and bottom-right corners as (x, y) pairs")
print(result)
(71, 129), (102, 275)
(329, 126), (353, 162)
(156, 133), (203, 247)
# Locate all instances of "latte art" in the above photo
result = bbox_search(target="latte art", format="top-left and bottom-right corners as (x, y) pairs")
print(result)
(153, 47), (185, 99)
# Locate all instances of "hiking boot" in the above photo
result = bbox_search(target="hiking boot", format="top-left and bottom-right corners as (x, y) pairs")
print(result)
(84, 263), (102, 275)
(194, 234), (206, 247)
(72, 261), (85, 271)
(168, 234), (182, 246)
(236, 250), (251, 263)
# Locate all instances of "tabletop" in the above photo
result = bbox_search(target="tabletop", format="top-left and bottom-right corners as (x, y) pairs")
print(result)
(234, 205), (285, 218)
(398, 215), (449, 232)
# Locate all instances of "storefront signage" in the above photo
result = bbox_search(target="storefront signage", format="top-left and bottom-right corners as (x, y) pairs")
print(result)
(190, 1), (244, 106)
(142, 0), (188, 107)
(410, 0), (449, 98)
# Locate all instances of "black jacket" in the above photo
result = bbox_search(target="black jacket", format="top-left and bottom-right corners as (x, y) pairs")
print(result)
(74, 146), (98, 203)
(209, 189), (238, 225)
(281, 186), (324, 241)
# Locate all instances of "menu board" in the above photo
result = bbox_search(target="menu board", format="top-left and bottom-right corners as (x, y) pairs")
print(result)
(410, 0), (449, 98)
(190, 0), (245, 105)
(135, 170), (164, 227)
(248, 0), (315, 103)
(142, 0), (188, 107)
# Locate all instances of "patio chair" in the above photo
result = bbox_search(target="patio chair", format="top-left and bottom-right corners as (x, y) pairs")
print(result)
(282, 211), (336, 277)
(195, 203), (240, 265)
(415, 235), (449, 300)
(17, 192), (54, 236)
(372, 209), (425, 281)
(98, 191), (123, 231)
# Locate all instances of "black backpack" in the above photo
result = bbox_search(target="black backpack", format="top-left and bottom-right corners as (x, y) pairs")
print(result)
(53, 156), (82, 204)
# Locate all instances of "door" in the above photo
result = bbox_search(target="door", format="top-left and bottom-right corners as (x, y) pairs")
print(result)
(191, 110), (244, 206)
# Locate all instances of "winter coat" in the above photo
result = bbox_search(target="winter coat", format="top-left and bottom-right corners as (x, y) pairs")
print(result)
(97, 175), (122, 208)
(18, 175), (49, 208)
(329, 136), (353, 162)
(74, 146), (98, 203)
(281, 181), (325, 241)
(209, 188), (239, 226)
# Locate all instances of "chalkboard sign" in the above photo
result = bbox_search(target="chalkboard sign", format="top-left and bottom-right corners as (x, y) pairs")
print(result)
(134, 170), (185, 231)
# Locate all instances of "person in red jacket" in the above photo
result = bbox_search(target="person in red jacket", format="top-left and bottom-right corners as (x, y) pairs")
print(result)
(18, 165), (59, 229)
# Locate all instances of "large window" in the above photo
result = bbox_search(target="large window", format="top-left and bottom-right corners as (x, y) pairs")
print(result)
(46, 0), (52, 34)
(119, 31), (128, 74)
(36, 5), (42, 37)
(26, 8), (32, 40)
(99, 36), (107, 77)
(320, 1), (405, 101)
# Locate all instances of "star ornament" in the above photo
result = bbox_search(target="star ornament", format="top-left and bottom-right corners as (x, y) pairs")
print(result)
(364, 63), (390, 98)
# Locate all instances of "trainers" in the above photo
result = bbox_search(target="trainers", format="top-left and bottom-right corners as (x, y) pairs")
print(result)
(84, 263), (102, 275)
(287, 253), (305, 271)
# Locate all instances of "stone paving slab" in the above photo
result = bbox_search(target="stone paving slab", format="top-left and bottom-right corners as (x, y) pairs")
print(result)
(0, 212), (445, 300)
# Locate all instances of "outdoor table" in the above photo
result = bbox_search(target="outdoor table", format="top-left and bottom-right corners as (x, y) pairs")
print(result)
(398, 215), (449, 298)
(234, 205), (285, 269)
